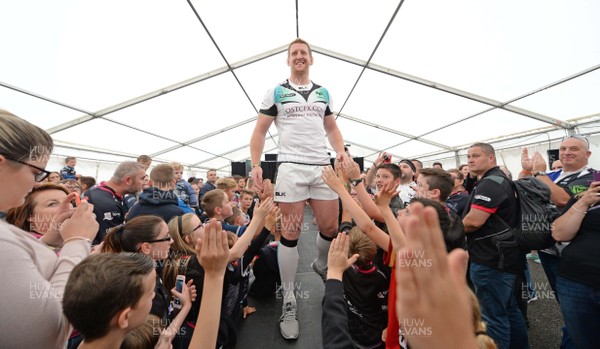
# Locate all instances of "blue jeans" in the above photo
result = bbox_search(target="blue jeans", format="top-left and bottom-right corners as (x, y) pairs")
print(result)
(556, 276), (600, 349)
(538, 252), (574, 349)
(539, 252), (560, 297)
(470, 262), (529, 349)
(524, 262), (537, 299)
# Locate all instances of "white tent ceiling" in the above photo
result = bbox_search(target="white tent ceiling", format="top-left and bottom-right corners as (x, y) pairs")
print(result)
(2, 0), (599, 176)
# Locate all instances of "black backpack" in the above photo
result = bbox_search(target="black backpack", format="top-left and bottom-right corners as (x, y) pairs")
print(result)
(490, 175), (559, 251)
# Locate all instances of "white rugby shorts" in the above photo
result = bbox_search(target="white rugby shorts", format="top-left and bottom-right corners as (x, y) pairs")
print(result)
(274, 162), (338, 203)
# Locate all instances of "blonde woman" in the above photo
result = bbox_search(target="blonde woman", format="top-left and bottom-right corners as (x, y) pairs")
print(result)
(0, 110), (98, 348)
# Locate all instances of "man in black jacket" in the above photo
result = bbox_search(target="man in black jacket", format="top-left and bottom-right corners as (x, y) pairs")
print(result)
(127, 164), (184, 223)
(198, 168), (218, 202)
(462, 142), (528, 349)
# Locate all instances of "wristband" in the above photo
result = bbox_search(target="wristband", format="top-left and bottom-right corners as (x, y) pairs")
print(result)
(571, 206), (587, 215)
(252, 163), (261, 168)
(62, 236), (92, 246)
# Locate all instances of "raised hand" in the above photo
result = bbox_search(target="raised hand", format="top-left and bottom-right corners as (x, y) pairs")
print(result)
(374, 152), (388, 167)
(578, 181), (600, 207)
(336, 151), (350, 164)
(395, 204), (476, 349)
(521, 148), (533, 172)
(264, 205), (281, 233)
(334, 159), (349, 185)
(250, 166), (264, 191)
(171, 281), (192, 308)
(253, 197), (275, 221)
(187, 279), (197, 302)
(326, 232), (359, 281)
(374, 181), (399, 207)
(532, 151), (547, 172)
(41, 192), (77, 246)
(59, 201), (99, 241)
(196, 219), (229, 276)
(258, 179), (274, 202)
(341, 158), (361, 180)
(321, 165), (346, 194)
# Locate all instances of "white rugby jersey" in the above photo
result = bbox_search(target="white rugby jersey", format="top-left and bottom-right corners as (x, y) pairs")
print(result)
(259, 79), (334, 165)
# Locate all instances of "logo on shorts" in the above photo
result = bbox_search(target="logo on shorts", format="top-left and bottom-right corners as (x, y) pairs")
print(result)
(275, 192), (286, 197)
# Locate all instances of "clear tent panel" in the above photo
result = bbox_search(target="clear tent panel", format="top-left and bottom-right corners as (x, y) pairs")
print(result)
(511, 68), (600, 121)
(51, 118), (178, 157)
(153, 145), (214, 167)
(425, 108), (550, 150)
(0, 0), (598, 176)
(375, 0), (600, 102)
(0, 86), (83, 130)
(341, 68), (492, 138)
(299, 0), (400, 62)
(387, 140), (446, 160)
(0, 0), (227, 112)
(187, 122), (258, 162)
(188, 0), (297, 64)
(102, 73), (258, 142)
(336, 117), (411, 152)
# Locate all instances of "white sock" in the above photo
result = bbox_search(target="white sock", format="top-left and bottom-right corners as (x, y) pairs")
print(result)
(315, 232), (332, 270)
(278, 242), (299, 305)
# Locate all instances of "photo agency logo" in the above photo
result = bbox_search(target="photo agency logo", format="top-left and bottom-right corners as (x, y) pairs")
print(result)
(520, 214), (554, 233)
(400, 318), (432, 337)
(151, 185), (178, 201)
(29, 214), (60, 233)
(522, 281), (555, 301)
(30, 281), (60, 300)
(396, 249), (432, 269)
(279, 213), (312, 234)
(150, 317), (188, 337)
(275, 281), (310, 300)
(29, 146), (51, 163)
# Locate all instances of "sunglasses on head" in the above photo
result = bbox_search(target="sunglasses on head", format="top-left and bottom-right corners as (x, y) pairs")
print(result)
(564, 135), (589, 148)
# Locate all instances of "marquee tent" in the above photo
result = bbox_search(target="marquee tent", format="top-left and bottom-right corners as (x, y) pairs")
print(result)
(2, 0), (599, 179)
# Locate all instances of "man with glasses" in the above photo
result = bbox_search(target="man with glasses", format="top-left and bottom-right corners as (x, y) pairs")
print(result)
(522, 135), (593, 207)
(520, 134), (594, 349)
